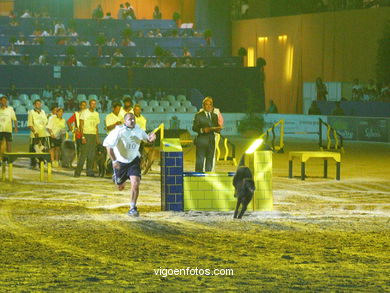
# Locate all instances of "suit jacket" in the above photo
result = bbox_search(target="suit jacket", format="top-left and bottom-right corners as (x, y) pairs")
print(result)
(192, 110), (219, 137)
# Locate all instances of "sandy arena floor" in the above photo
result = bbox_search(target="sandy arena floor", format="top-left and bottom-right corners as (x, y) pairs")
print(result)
(0, 136), (389, 291)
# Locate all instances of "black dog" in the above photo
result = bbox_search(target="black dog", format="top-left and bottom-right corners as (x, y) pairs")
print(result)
(60, 140), (76, 168)
(95, 144), (107, 177)
(233, 166), (256, 219)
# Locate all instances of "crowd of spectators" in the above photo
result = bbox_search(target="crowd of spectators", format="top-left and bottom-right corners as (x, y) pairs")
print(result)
(3, 84), (189, 113)
(232, 0), (390, 20)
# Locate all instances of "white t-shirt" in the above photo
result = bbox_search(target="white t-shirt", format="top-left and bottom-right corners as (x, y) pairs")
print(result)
(47, 116), (66, 138)
(80, 109), (100, 135)
(28, 109), (48, 138)
(105, 112), (124, 133)
(103, 124), (148, 163)
(0, 106), (17, 133)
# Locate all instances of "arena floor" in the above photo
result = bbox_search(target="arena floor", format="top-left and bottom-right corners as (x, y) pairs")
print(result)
(0, 135), (389, 291)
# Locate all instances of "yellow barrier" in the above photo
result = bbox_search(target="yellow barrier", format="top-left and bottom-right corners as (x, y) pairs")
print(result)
(259, 119), (285, 152)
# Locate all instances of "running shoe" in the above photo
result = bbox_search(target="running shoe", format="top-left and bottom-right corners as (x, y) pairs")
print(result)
(128, 207), (139, 217)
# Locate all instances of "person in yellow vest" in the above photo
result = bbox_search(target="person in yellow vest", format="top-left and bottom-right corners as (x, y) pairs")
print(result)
(0, 95), (18, 153)
(74, 99), (100, 177)
(105, 102), (124, 134)
(27, 99), (49, 169)
(119, 97), (133, 117)
(133, 104), (147, 131)
(47, 108), (66, 167)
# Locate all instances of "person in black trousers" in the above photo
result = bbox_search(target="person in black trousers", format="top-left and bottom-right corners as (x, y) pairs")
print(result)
(192, 97), (221, 172)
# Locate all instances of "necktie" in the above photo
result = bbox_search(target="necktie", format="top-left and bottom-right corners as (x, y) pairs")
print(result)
(207, 112), (211, 121)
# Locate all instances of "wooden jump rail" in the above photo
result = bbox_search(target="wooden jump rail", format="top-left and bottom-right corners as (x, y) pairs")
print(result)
(288, 151), (341, 181)
(1, 152), (52, 182)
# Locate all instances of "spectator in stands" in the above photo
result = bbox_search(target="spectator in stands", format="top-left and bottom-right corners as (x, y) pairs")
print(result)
(47, 107), (66, 167)
(352, 78), (363, 101)
(9, 58), (20, 65)
(121, 37), (136, 47)
(74, 99), (100, 177)
(380, 82), (390, 102)
(104, 12), (113, 19)
(38, 52), (49, 65)
(308, 101), (322, 115)
(106, 102), (124, 134)
(125, 2), (137, 19)
(183, 47), (192, 57)
(266, 100), (279, 113)
(0, 57), (6, 65)
(55, 93), (65, 109)
(68, 28), (79, 37)
(153, 6), (162, 19)
(92, 4), (104, 20)
(331, 101), (345, 116)
(364, 79), (378, 101)
(241, 0), (250, 18)
(54, 21), (66, 36)
(21, 10), (32, 18)
(120, 97), (134, 116)
(81, 38), (91, 46)
(106, 38), (118, 47)
(316, 77), (328, 101)
(113, 48), (124, 58)
(28, 99), (49, 169)
(133, 104), (147, 131)
(117, 4), (126, 19)
(0, 95), (18, 152)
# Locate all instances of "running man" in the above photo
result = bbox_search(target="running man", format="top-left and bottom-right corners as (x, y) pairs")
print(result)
(103, 113), (156, 216)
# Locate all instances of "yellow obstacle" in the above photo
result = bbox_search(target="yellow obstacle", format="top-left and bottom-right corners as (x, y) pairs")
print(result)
(288, 151), (341, 180)
(1, 152), (52, 182)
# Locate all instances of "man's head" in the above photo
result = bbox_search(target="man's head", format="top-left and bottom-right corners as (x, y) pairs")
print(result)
(89, 99), (97, 110)
(51, 105), (58, 114)
(202, 96), (213, 113)
(112, 102), (121, 115)
(123, 97), (132, 109)
(0, 95), (8, 107)
(57, 108), (64, 118)
(79, 101), (87, 110)
(133, 104), (142, 117)
(34, 99), (42, 110)
(124, 113), (136, 129)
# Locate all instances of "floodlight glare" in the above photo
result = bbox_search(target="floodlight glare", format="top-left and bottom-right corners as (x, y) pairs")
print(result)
(245, 138), (264, 154)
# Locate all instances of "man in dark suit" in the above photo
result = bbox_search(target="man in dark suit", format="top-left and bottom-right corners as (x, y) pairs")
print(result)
(192, 97), (221, 172)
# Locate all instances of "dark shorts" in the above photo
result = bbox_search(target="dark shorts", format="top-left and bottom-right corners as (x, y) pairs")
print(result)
(50, 137), (62, 147)
(0, 132), (12, 142)
(114, 157), (141, 185)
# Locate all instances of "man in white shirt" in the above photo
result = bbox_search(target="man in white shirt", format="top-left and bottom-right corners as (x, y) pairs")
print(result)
(27, 99), (49, 168)
(47, 108), (66, 167)
(74, 99), (100, 177)
(103, 113), (156, 216)
(0, 95), (18, 152)
(105, 102), (124, 134)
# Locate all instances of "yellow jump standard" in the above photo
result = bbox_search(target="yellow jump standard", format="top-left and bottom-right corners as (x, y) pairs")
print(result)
(288, 151), (341, 180)
(1, 152), (52, 182)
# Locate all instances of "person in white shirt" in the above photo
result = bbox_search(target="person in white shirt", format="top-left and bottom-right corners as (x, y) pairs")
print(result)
(106, 102), (124, 134)
(133, 104), (146, 131)
(0, 95), (18, 152)
(74, 99), (100, 177)
(119, 97), (134, 117)
(103, 113), (156, 216)
(47, 108), (66, 167)
(27, 99), (49, 168)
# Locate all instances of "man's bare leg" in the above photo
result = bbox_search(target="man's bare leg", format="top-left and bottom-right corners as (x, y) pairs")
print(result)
(129, 175), (140, 205)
